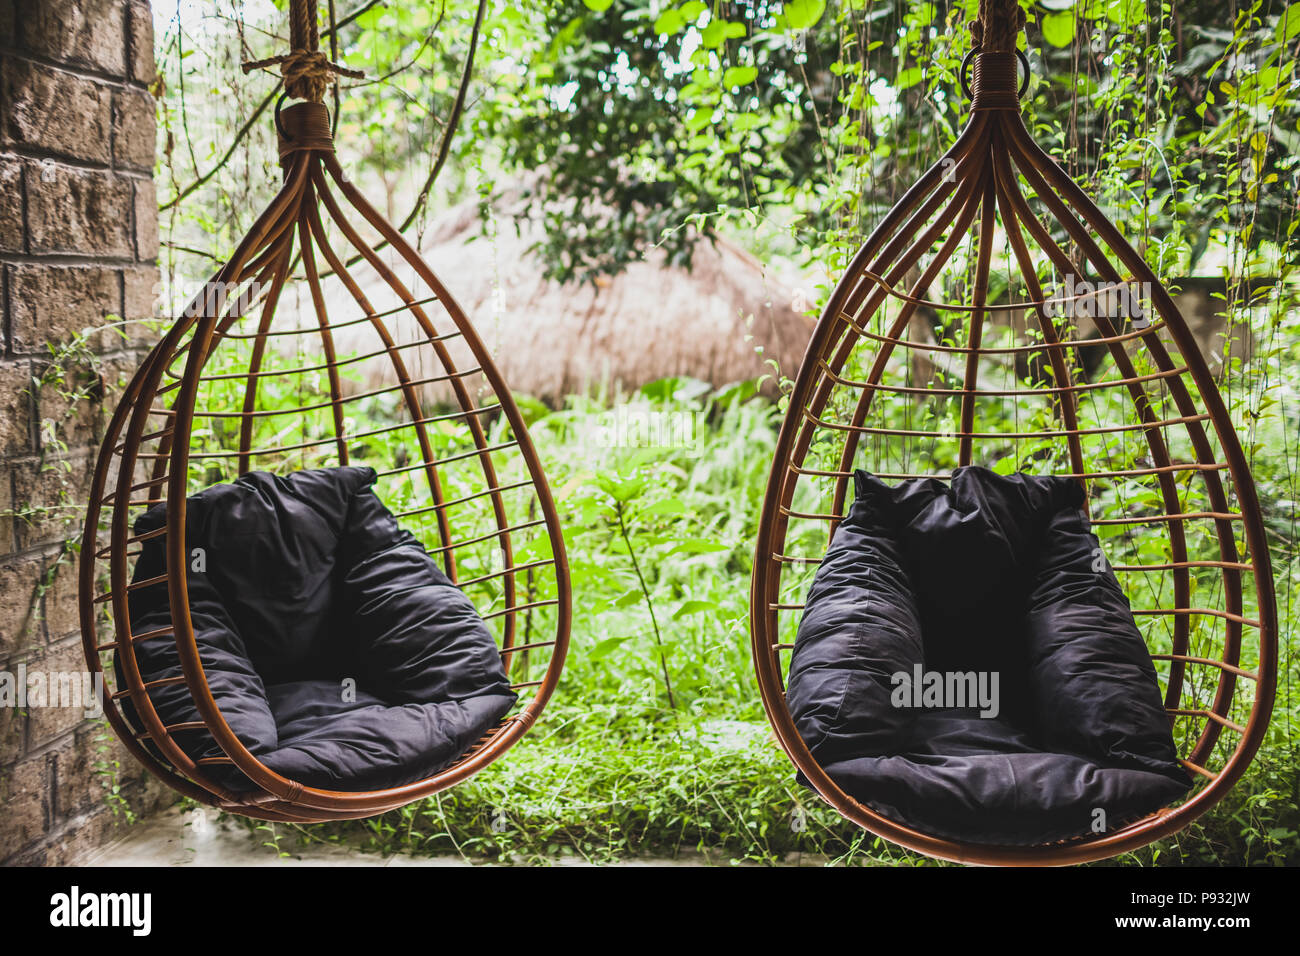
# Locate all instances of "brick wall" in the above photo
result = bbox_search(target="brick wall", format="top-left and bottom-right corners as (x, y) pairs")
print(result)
(0, 0), (170, 866)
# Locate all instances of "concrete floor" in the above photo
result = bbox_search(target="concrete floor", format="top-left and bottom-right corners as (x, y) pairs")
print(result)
(78, 805), (788, 867)
(79, 806), (442, 866)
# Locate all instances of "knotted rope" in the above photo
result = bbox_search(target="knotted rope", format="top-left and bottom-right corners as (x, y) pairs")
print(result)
(241, 0), (363, 103)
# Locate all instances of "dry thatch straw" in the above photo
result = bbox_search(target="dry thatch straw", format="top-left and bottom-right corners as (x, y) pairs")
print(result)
(309, 186), (816, 407)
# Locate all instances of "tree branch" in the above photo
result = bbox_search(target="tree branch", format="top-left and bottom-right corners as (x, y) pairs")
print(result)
(159, 87), (277, 212)
(322, 0), (383, 38)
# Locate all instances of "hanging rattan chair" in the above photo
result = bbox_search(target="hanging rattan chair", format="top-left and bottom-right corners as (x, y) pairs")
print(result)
(78, 3), (570, 823)
(750, 0), (1277, 865)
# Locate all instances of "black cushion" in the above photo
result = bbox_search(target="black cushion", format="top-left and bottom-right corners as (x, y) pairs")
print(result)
(785, 474), (923, 764)
(1025, 507), (1184, 777)
(786, 466), (1190, 845)
(120, 466), (516, 792)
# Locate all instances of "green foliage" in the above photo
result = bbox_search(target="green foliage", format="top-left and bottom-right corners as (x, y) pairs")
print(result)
(212, 368), (1300, 866)
(92, 723), (138, 825)
(146, 2), (1299, 865)
(155, 3), (1300, 290)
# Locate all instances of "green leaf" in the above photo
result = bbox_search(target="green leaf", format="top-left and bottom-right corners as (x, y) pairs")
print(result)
(589, 636), (633, 660)
(785, 0), (826, 31)
(613, 588), (643, 608)
(596, 472), (646, 502)
(1041, 11), (1076, 48)
(672, 599), (720, 620)
(896, 66), (924, 89)
(639, 497), (687, 516)
(702, 19), (746, 47)
(1103, 0), (1141, 23)
(722, 65), (759, 87)
(685, 109), (714, 131)
(1279, 6), (1300, 42)
(582, 0), (614, 10)
(667, 539), (730, 556)
(653, 9), (685, 34)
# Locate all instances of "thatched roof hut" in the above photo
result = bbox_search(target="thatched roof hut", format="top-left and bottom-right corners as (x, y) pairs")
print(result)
(323, 188), (815, 404)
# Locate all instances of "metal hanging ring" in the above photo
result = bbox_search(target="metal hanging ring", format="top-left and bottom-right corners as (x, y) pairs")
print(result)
(274, 91), (292, 141)
(960, 47), (1031, 100)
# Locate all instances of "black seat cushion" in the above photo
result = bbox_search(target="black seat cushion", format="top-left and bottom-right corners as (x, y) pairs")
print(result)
(119, 466), (516, 792)
(786, 466), (1190, 846)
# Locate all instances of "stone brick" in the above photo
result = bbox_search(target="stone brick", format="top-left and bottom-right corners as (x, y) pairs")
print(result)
(0, 476), (12, 556)
(0, 0), (162, 871)
(119, 752), (172, 817)
(0, 359), (36, 456)
(0, 756), (50, 852)
(25, 162), (134, 257)
(0, 0), (14, 46)
(50, 725), (102, 820)
(0, 700), (24, 767)
(0, 550), (49, 659)
(97, 352), (148, 419)
(10, 456), (94, 549)
(6, 844), (46, 866)
(127, 1), (155, 87)
(1, 58), (113, 164)
(6, 263), (121, 354)
(39, 548), (81, 642)
(15, 0), (127, 78)
(112, 86), (154, 171)
(122, 264), (162, 344)
(0, 157), (23, 254)
(133, 177), (158, 260)
(25, 638), (98, 749)
(42, 807), (125, 865)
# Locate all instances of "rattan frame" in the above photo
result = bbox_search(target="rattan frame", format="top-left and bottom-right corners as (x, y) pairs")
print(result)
(749, 39), (1278, 864)
(78, 99), (571, 823)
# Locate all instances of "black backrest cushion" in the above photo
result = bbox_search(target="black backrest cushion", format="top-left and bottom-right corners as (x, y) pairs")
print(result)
(131, 467), (377, 684)
(786, 471), (925, 763)
(892, 467), (1083, 612)
(889, 467), (1083, 724)
(338, 487), (514, 706)
(1025, 507), (1189, 784)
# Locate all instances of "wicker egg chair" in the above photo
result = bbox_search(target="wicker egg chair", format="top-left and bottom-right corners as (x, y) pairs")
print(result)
(749, 0), (1277, 865)
(78, 2), (570, 823)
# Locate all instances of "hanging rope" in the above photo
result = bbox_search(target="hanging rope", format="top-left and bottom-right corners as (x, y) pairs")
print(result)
(241, 0), (363, 103)
(970, 0), (1026, 54)
(966, 0), (1029, 107)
